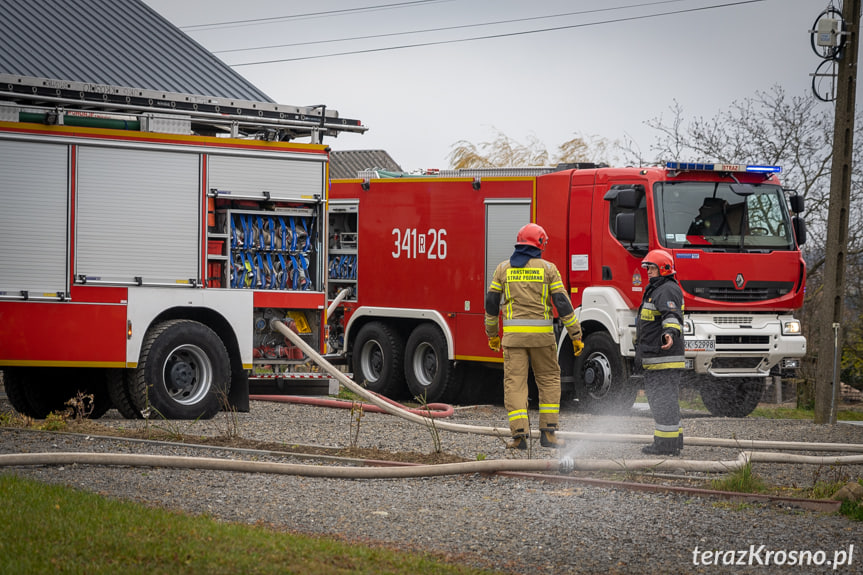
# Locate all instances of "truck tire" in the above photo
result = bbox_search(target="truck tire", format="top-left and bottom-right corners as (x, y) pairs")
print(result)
(352, 321), (406, 398)
(404, 324), (458, 403)
(107, 368), (143, 419)
(698, 376), (764, 418)
(573, 331), (637, 414)
(131, 320), (230, 420)
(3, 367), (75, 419)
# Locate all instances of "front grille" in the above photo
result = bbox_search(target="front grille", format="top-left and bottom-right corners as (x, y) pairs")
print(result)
(714, 316), (752, 325)
(680, 280), (795, 302)
(716, 335), (770, 345)
(711, 357), (763, 370)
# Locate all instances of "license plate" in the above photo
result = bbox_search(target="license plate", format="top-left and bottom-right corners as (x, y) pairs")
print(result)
(685, 339), (715, 352)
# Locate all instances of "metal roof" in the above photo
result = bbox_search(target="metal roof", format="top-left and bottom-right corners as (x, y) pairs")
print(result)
(330, 150), (404, 180)
(0, 0), (273, 102)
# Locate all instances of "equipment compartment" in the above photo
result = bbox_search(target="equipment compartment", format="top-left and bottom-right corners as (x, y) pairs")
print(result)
(327, 202), (358, 301)
(218, 207), (320, 291)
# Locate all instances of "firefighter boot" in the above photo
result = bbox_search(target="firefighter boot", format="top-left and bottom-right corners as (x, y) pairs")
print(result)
(641, 436), (680, 456)
(507, 434), (528, 450)
(540, 428), (565, 449)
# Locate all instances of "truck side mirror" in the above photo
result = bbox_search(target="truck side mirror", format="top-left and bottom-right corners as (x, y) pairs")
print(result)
(615, 188), (641, 209)
(788, 193), (804, 214)
(793, 216), (807, 245)
(616, 213), (636, 243)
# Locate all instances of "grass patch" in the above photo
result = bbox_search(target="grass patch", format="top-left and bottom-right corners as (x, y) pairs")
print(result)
(0, 474), (497, 575)
(710, 462), (767, 494)
(840, 499), (863, 521)
(336, 386), (364, 402)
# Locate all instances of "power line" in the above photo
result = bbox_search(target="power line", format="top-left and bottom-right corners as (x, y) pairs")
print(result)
(213, 0), (692, 55)
(229, 0), (766, 66)
(182, 0), (449, 31)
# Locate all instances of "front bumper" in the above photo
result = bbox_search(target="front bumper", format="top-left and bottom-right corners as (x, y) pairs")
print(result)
(683, 313), (807, 377)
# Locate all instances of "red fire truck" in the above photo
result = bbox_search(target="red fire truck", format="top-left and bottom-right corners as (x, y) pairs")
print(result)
(0, 74), (364, 420)
(327, 162), (808, 416)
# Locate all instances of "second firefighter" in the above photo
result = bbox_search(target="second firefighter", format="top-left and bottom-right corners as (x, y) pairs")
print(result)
(485, 223), (583, 449)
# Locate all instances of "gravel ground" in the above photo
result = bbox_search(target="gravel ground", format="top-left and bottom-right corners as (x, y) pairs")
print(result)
(2, 389), (863, 574)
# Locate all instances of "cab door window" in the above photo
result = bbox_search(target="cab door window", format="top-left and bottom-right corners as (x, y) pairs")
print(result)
(605, 184), (648, 256)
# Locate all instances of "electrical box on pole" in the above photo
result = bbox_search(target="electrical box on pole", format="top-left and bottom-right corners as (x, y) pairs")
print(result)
(817, 18), (842, 46)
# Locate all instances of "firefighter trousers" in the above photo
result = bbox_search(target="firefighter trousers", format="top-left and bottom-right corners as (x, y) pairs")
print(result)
(643, 368), (682, 441)
(502, 344), (561, 437)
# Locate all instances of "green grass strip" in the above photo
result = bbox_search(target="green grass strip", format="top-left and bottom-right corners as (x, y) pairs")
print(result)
(0, 474), (497, 575)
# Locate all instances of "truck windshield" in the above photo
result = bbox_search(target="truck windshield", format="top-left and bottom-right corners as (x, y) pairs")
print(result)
(654, 181), (795, 251)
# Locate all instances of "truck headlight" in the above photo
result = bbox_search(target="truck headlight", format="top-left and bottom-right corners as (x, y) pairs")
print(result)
(782, 320), (802, 335)
(683, 318), (695, 335)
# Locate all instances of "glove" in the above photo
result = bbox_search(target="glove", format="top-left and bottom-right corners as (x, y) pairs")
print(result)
(572, 339), (584, 357)
(488, 336), (501, 352)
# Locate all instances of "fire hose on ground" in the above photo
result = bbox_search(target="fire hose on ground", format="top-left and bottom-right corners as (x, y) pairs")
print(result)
(2, 318), (863, 479)
(267, 320), (863, 456)
(3, 448), (863, 477)
(249, 393), (454, 418)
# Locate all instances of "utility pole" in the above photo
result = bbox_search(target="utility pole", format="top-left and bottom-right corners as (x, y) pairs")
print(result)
(815, 0), (860, 424)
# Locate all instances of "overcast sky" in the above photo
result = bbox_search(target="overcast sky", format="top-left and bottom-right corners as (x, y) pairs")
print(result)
(143, 0), (839, 171)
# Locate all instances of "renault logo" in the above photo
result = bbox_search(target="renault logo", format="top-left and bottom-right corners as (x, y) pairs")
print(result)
(735, 273), (745, 289)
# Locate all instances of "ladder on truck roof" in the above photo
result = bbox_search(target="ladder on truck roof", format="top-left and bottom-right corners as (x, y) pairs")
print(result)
(0, 74), (366, 144)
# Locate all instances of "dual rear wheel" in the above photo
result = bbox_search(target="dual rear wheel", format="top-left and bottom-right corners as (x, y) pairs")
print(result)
(352, 321), (461, 403)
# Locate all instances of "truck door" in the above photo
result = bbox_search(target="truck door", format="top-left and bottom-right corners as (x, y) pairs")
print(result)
(601, 180), (650, 310)
(484, 199), (531, 289)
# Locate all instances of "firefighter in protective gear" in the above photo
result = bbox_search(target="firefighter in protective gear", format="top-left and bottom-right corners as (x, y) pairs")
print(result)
(635, 249), (685, 455)
(485, 223), (582, 450)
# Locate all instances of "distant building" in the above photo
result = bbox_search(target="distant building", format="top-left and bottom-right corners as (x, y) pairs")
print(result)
(329, 150), (403, 180)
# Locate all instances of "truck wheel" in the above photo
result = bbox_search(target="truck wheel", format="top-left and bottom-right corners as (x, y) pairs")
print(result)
(352, 321), (406, 398)
(404, 324), (458, 403)
(107, 368), (143, 419)
(132, 320), (230, 420)
(574, 332), (637, 414)
(3, 367), (72, 419)
(698, 376), (764, 417)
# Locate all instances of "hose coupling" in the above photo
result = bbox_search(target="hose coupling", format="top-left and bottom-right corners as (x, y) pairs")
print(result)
(558, 456), (574, 474)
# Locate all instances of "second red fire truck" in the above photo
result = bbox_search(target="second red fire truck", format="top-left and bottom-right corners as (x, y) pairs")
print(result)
(0, 73), (364, 420)
(327, 162), (808, 417)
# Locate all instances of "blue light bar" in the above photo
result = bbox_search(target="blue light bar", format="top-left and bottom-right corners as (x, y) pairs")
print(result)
(744, 164), (782, 173)
(665, 161), (781, 174)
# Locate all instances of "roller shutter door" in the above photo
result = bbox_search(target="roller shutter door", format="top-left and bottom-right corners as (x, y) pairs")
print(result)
(485, 199), (531, 289)
(76, 146), (200, 285)
(0, 140), (69, 297)
(208, 154), (324, 201)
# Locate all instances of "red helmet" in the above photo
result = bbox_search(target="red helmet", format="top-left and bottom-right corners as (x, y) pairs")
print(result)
(642, 249), (675, 276)
(516, 223), (548, 250)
